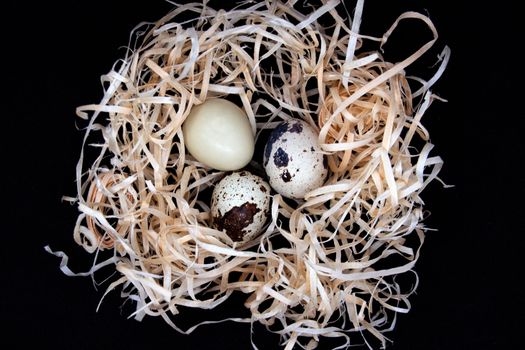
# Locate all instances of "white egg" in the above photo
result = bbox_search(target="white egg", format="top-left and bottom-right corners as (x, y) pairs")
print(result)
(263, 120), (328, 199)
(183, 98), (255, 171)
(211, 171), (271, 243)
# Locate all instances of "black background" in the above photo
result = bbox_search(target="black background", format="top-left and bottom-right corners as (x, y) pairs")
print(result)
(3, 1), (522, 349)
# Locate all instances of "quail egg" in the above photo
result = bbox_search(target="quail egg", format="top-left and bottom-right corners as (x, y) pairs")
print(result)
(263, 120), (327, 199)
(211, 171), (271, 243)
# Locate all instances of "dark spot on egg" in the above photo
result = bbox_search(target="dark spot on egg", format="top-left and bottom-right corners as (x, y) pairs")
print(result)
(281, 170), (292, 182)
(260, 185), (267, 193)
(310, 146), (315, 152)
(264, 122), (289, 166)
(323, 155), (328, 169)
(289, 122), (303, 133)
(273, 147), (289, 167)
(213, 202), (260, 242)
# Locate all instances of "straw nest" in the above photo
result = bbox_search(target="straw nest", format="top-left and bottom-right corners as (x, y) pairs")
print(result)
(50, 1), (450, 348)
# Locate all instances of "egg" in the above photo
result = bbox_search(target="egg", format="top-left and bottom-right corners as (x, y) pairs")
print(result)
(263, 120), (328, 199)
(211, 171), (271, 243)
(183, 98), (255, 171)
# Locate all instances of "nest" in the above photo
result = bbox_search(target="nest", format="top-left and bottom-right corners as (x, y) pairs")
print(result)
(50, 1), (450, 348)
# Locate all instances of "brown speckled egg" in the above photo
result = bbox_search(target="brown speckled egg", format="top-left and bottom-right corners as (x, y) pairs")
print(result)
(211, 171), (271, 243)
(263, 120), (328, 199)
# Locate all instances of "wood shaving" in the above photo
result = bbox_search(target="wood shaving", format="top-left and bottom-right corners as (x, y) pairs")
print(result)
(47, 1), (449, 348)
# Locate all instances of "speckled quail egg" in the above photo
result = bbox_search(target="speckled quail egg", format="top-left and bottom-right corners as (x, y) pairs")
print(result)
(263, 120), (328, 199)
(211, 171), (271, 243)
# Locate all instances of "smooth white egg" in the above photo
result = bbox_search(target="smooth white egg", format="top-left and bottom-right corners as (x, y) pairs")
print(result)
(211, 171), (271, 243)
(183, 98), (255, 171)
(263, 120), (328, 199)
